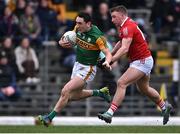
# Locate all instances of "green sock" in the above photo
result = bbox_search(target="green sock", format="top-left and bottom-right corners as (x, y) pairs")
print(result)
(92, 90), (100, 96)
(48, 110), (57, 120)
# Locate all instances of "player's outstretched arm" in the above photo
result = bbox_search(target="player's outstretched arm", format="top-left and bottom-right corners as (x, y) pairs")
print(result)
(101, 48), (112, 70)
(111, 41), (122, 56)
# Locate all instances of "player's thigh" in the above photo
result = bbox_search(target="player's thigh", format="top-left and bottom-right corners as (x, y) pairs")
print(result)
(136, 75), (150, 92)
(119, 67), (145, 86)
(63, 76), (85, 93)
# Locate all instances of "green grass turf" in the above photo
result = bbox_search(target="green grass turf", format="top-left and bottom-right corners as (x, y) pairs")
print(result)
(0, 126), (180, 133)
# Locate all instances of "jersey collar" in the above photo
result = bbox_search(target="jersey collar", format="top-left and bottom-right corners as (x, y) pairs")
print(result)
(121, 17), (128, 27)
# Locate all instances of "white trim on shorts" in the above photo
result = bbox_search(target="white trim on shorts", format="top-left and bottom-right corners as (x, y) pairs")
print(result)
(130, 56), (154, 75)
(71, 62), (97, 84)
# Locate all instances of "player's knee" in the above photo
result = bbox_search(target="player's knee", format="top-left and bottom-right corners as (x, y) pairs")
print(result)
(61, 87), (70, 99)
(117, 79), (127, 89)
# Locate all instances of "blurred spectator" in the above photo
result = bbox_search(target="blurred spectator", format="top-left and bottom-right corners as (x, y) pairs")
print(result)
(0, 0), (5, 18)
(109, 0), (146, 9)
(175, 0), (180, 19)
(94, 2), (115, 34)
(14, 0), (26, 19)
(19, 4), (42, 48)
(106, 28), (119, 45)
(150, 0), (177, 35)
(59, 46), (76, 69)
(72, 0), (106, 13)
(27, 0), (39, 7)
(0, 6), (19, 40)
(170, 59), (178, 109)
(48, 0), (74, 34)
(0, 50), (21, 101)
(92, 2), (118, 44)
(5, 0), (16, 11)
(15, 37), (40, 83)
(82, 4), (94, 17)
(135, 14), (151, 41)
(48, 0), (66, 23)
(0, 37), (17, 71)
(36, 0), (58, 41)
(172, 0), (180, 41)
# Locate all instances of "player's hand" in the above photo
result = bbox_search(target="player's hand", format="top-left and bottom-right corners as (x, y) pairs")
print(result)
(97, 58), (113, 70)
(97, 58), (105, 69)
(102, 61), (112, 71)
(59, 36), (72, 48)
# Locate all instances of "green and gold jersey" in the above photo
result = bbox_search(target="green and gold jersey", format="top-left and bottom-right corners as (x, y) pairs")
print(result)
(74, 25), (107, 65)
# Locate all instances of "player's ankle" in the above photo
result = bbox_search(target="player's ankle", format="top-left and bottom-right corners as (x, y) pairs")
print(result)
(48, 110), (57, 120)
(107, 109), (114, 115)
(92, 90), (100, 96)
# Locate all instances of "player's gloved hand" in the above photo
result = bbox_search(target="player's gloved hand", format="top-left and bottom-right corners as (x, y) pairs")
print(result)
(97, 58), (113, 70)
(102, 60), (112, 71)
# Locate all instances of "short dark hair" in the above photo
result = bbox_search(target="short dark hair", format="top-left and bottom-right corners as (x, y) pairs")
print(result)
(77, 12), (92, 23)
(110, 5), (128, 15)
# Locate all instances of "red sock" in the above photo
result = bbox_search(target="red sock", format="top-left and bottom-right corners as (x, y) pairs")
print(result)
(156, 98), (166, 110)
(110, 102), (118, 112)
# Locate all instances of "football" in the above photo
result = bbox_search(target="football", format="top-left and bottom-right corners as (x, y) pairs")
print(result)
(63, 31), (77, 45)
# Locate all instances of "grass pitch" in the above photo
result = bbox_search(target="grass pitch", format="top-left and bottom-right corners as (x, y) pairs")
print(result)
(0, 125), (179, 133)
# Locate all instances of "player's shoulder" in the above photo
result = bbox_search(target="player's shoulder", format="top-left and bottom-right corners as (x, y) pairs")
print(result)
(90, 25), (104, 36)
(122, 19), (137, 31)
(125, 19), (135, 25)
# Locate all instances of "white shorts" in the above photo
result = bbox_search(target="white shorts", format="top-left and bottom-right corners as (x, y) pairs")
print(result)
(71, 62), (97, 84)
(130, 56), (154, 75)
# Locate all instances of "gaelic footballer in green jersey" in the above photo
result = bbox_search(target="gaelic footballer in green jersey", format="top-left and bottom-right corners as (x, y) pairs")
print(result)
(36, 12), (112, 127)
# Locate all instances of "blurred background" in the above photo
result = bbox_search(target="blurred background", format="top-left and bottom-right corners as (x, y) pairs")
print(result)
(0, 0), (180, 118)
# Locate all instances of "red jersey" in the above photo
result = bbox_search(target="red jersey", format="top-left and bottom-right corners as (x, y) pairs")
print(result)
(119, 17), (151, 61)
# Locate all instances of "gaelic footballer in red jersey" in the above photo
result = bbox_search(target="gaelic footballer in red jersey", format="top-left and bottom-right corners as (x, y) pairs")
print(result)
(118, 17), (151, 61)
(98, 5), (172, 125)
